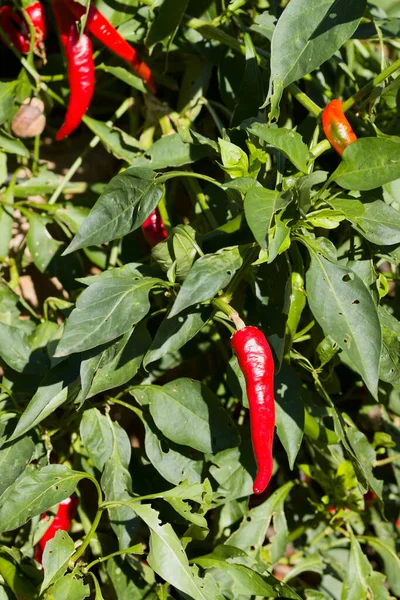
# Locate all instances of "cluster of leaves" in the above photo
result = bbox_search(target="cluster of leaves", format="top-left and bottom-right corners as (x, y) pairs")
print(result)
(1, 0), (400, 598)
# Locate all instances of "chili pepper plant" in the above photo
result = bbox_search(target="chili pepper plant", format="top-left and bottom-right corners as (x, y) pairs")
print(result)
(0, 0), (400, 598)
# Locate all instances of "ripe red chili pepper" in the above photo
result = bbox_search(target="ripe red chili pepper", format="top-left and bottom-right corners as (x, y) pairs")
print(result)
(51, 0), (95, 141)
(0, 3), (47, 52)
(0, 6), (30, 53)
(61, 0), (156, 92)
(142, 208), (168, 247)
(322, 99), (357, 156)
(25, 2), (48, 46)
(35, 496), (79, 564)
(231, 325), (275, 495)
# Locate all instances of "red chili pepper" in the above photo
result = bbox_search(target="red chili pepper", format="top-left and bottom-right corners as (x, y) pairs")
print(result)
(61, 0), (156, 92)
(322, 99), (357, 156)
(231, 325), (275, 495)
(0, 6), (30, 53)
(142, 208), (168, 247)
(51, 0), (95, 141)
(25, 2), (47, 46)
(35, 497), (79, 564)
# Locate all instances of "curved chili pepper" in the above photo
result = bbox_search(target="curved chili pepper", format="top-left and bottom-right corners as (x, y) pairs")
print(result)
(34, 496), (79, 564)
(51, 0), (95, 141)
(0, 6), (30, 53)
(322, 99), (357, 156)
(25, 2), (47, 46)
(62, 0), (156, 92)
(231, 325), (275, 494)
(142, 208), (168, 247)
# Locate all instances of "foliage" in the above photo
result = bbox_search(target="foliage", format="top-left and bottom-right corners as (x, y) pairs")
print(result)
(1, 0), (400, 598)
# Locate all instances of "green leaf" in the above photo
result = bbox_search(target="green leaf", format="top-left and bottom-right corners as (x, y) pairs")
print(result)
(101, 422), (139, 549)
(269, 0), (366, 88)
(346, 428), (384, 503)
(45, 573), (90, 600)
(209, 446), (254, 499)
(0, 130), (29, 157)
(306, 208), (346, 229)
(106, 557), (154, 599)
(352, 200), (400, 245)
(227, 481), (294, 553)
(132, 503), (226, 600)
(0, 436), (35, 496)
(131, 134), (211, 170)
(306, 253), (381, 397)
(10, 357), (81, 440)
(244, 187), (289, 248)
(193, 545), (301, 598)
(83, 116), (143, 162)
(96, 63), (146, 93)
(231, 33), (264, 127)
(359, 536), (400, 596)
(41, 530), (75, 593)
(219, 139), (249, 178)
(144, 306), (211, 367)
(0, 322), (33, 373)
(64, 168), (164, 254)
(283, 554), (324, 583)
(55, 277), (158, 356)
(26, 212), (62, 273)
(169, 247), (243, 317)
(0, 187), (13, 260)
(378, 306), (400, 387)
(249, 124), (309, 173)
(86, 322), (151, 397)
(142, 411), (204, 485)
(80, 408), (113, 471)
(146, 0), (188, 49)
(254, 256), (291, 366)
(332, 138), (400, 191)
(275, 363), (304, 469)
(151, 224), (199, 281)
(0, 465), (85, 533)
(144, 378), (239, 453)
(0, 82), (16, 126)
(341, 532), (374, 600)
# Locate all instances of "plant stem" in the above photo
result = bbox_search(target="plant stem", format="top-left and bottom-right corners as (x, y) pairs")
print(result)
(184, 17), (322, 118)
(32, 134), (40, 175)
(374, 453), (400, 467)
(49, 97), (134, 205)
(343, 57), (400, 111)
(180, 170), (219, 230)
(71, 475), (103, 564)
(185, 16), (270, 69)
(84, 543), (144, 572)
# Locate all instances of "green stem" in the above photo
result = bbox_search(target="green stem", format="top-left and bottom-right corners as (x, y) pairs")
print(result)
(288, 83), (322, 118)
(185, 16), (269, 70)
(157, 170), (222, 188)
(71, 475), (103, 564)
(184, 17), (322, 118)
(107, 397), (144, 419)
(180, 169), (219, 230)
(374, 453), (400, 467)
(343, 57), (400, 111)
(84, 543), (143, 572)
(310, 139), (331, 159)
(304, 410), (339, 445)
(49, 97), (134, 205)
(32, 134), (40, 176)
(224, 245), (259, 301)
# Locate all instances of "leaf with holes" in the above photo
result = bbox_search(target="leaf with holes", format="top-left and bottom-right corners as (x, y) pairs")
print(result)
(306, 253), (381, 397)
